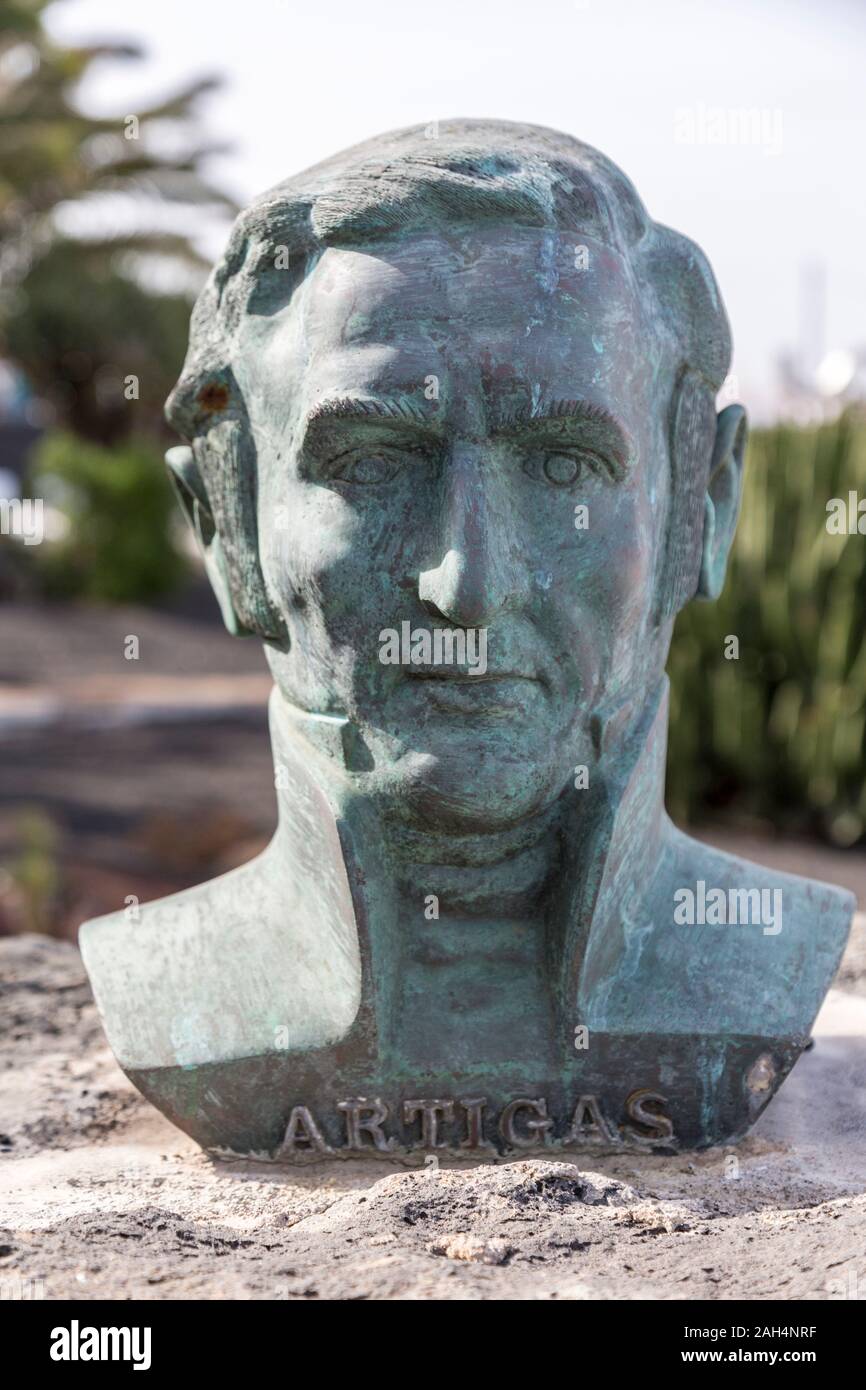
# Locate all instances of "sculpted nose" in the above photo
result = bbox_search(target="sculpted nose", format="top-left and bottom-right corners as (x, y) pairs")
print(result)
(418, 446), (520, 627)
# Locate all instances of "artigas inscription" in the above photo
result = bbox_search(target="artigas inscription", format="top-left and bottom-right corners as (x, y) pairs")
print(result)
(276, 1091), (675, 1160)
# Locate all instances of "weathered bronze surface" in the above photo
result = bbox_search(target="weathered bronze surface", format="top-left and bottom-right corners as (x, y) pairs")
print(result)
(79, 121), (854, 1159)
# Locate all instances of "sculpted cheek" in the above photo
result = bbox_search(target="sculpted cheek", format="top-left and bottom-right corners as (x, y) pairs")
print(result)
(560, 490), (659, 698)
(270, 505), (405, 668)
(610, 516), (656, 612)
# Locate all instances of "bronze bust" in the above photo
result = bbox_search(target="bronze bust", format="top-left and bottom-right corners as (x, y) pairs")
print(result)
(80, 121), (853, 1158)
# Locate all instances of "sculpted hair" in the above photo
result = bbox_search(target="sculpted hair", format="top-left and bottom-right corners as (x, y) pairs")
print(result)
(166, 119), (732, 636)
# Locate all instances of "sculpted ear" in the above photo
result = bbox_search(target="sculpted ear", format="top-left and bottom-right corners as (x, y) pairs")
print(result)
(165, 445), (252, 636)
(696, 404), (747, 601)
(656, 368), (718, 619)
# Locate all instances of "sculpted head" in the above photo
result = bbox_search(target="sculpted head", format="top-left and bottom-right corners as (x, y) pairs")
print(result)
(165, 120), (747, 834)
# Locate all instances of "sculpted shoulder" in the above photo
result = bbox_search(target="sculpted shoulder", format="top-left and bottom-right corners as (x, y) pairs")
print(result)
(78, 844), (363, 1073)
(581, 823), (854, 1037)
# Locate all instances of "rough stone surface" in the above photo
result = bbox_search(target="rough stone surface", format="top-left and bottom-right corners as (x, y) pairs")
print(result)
(2, 927), (865, 1300)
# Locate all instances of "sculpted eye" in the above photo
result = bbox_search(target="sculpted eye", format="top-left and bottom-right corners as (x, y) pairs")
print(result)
(331, 452), (399, 484)
(542, 452), (582, 486)
(523, 450), (605, 487)
(522, 450), (608, 489)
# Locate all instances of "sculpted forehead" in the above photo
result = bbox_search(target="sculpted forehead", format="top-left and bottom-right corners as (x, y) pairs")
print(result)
(243, 226), (655, 428)
(307, 227), (641, 326)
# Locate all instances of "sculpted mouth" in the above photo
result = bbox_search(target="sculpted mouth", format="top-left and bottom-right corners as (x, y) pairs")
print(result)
(404, 671), (544, 714)
(406, 671), (538, 684)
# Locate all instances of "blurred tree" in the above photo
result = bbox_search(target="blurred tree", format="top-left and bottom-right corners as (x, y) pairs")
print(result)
(4, 240), (193, 443)
(0, 0), (236, 438)
(29, 429), (188, 600)
(0, 0), (236, 600)
(0, 0), (235, 278)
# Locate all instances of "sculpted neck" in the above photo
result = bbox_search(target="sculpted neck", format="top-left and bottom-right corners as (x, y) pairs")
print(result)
(266, 681), (668, 926)
(265, 683), (668, 1063)
(381, 794), (565, 919)
(268, 692), (566, 916)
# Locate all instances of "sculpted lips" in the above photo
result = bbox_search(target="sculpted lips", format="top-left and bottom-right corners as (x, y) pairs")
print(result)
(406, 669), (537, 683)
(405, 670), (543, 715)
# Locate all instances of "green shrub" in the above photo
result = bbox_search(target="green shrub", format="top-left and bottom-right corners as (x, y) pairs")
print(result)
(28, 430), (188, 602)
(667, 410), (866, 846)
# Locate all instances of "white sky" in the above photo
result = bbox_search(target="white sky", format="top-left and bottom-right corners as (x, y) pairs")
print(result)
(47, 0), (866, 421)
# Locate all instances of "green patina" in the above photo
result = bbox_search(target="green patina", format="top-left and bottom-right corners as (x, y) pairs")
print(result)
(79, 121), (853, 1158)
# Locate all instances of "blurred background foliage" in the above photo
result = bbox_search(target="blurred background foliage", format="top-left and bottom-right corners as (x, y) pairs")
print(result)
(4, 239), (196, 444)
(0, 0), (233, 599)
(0, 0), (233, 298)
(667, 410), (866, 846)
(27, 429), (186, 600)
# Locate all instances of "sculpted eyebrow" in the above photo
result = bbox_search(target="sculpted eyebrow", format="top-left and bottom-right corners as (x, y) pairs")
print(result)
(495, 397), (633, 472)
(300, 394), (632, 475)
(303, 395), (437, 430)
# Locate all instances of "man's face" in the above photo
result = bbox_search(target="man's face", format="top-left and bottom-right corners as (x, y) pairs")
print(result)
(236, 225), (672, 831)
